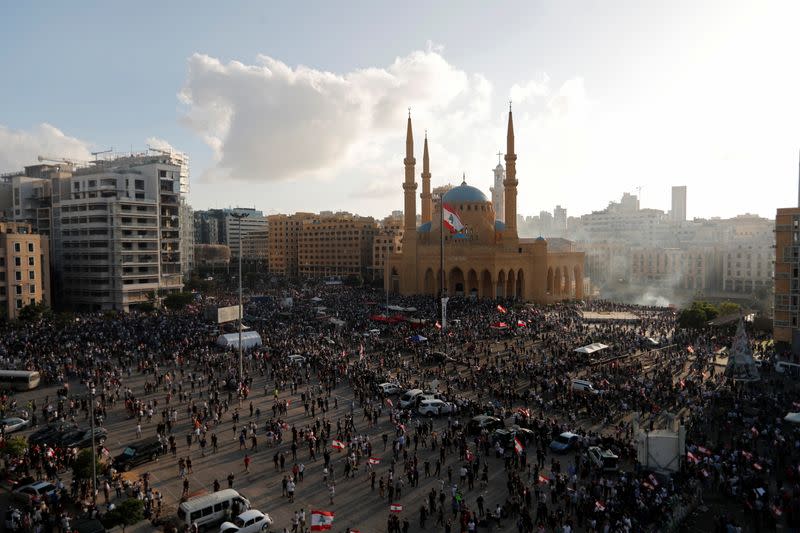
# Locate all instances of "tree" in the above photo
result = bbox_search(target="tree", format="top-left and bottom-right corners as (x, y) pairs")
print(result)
(4, 436), (27, 459)
(72, 448), (100, 482)
(17, 301), (51, 322)
(718, 301), (741, 317)
(164, 292), (194, 311)
(677, 300), (720, 329)
(103, 498), (145, 532)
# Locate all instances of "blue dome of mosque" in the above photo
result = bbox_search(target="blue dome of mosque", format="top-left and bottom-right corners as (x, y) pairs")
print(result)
(442, 181), (488, 204)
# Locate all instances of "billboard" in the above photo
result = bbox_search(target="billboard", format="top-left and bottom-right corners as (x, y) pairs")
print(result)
(215, 305), (242, 324)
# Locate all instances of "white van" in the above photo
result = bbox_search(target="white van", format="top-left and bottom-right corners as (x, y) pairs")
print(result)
(571, 379), (599, 394)
(177, 489), (251, 531)
(398, 389), (424, 409)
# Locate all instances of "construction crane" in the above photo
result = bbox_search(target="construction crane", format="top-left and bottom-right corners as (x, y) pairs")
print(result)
(37, 155), (78, 166)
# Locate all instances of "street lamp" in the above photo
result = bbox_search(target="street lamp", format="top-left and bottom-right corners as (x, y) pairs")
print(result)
(89, 384), (97, 506)
(230, 212), (249, 386)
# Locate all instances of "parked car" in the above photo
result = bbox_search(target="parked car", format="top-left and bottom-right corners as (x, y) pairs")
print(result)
(571, 379), (599, 394)
(587, 446), (619, 472)
(377, 382), (402, 396)
(14, 481), (58, 503)
(466, 415), (504, 435)
(112, 437), (162, 471)
(59, 427), (108, 448)
(0, 417), (29, 434)
(491, 426), (536, 447)
(549, 432), (580, 453)
(28, 425), (66, 446)
(287, 355), (306, 366)
(417, 399), (454, 417)
(398, 389), (424, 409)
(219, 509), (272, 533)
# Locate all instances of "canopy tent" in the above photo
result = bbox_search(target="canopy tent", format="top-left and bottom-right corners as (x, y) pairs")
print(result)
(408, 334), (428, 343)
(574, 342), (610, 354)
(216, 331), (262, 350)
(784, 412), (800, 424)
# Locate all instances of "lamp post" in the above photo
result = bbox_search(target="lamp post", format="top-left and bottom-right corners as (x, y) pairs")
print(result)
(230, 212), (249, 386)
(89, 383), (97, 506)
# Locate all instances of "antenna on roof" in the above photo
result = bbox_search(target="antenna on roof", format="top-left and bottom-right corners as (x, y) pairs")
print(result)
(91, 148), (113, 162)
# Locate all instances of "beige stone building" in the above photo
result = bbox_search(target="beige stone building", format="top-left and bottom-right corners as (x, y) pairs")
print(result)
(0, 222), (50, 319)
(371, 216), (404, 282)
(386, 110), (584, 301)
(267, 213), (314, 277)
(299, 213), (378, 278)
(775, 207), (800, 352)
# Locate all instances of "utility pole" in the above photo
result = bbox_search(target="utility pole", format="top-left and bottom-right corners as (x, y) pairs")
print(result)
(89, 383), (97, 506)
(231, 212), (249, 386)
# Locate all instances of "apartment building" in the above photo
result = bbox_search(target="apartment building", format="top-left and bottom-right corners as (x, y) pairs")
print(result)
(371, 215), (404, 281)
(630, 246), (715, 291)
(774, 208), (800, 353)
(54, 153), (187, 311)
(0, 222), (50, 319)
(298, 213), (378, 279)
(268, 213), (314, 277)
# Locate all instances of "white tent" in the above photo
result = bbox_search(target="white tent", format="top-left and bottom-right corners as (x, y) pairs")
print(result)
(574, 342), (610, 354)
(784, 412), (800, 424)
(217, 331), (262, 350)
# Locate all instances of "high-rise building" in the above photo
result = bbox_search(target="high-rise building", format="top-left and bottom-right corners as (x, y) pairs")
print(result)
(372, 214), (404, 281)
(774, 207), (800, 354)
(671, 186), (687, 222)
(222, 208), (268, 259)
(0, 222), (50, 319)
(268, 213), (315, 277)
(553, 205), (567, 237)
(490, 154), (505, 223)
(53, 153), (188, 311)
(298, 212), (378, 279)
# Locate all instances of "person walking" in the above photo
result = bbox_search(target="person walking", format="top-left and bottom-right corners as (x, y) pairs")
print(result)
(328, 481), (335, 505)
(244, 454), (251, 474)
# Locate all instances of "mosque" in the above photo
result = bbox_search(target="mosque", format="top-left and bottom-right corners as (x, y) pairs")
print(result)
(384, 108), (585, 302)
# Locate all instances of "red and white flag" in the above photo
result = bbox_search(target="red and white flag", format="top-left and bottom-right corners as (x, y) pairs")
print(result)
(390, 503), (403, 513)
(595, 501), (605, 512)
(497, 304), (507, 314)
(465, 449), (475, 462)
(686, 451), (699, 463)
(442, 203), (464, 234)
(538, 475), (549, 484)
(331, 440), (345, 450)
(435, 321), (442, 330)
(385, 398), (393, 408)
(516, 319), (526, 327)
(310, 510), (335, 531)
(514, 437), (524, 455)
(368, 457), (381, 465)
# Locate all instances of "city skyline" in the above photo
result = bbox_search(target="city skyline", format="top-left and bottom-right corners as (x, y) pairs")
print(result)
(2, 1), (799, 220)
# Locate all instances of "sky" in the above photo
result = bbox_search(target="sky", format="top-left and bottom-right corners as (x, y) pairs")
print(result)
(1, 1), (798, 220)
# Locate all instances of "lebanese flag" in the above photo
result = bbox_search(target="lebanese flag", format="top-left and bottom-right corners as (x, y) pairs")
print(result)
(331, 440), (345, 450)
(595, 501), (605, 512)
(516, 320), (526, 327)
(686, 451), (699, 464)
(385, 398), (393, 408)
(435, 321), (442, 330)
(442, 203), (464, 234)
(390, 503), (403, 513)
(538, 475), (549, 484)
(687, 346), (694, 354)
(514, 437), (524, 455)
(310, 510), (335, 531)
(465, 449), (475, 462)
(368, 457), (381, 465)
(497, 304), (507, 314)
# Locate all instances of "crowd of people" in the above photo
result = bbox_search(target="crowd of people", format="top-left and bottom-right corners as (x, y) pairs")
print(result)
(0, 283), (798, 532)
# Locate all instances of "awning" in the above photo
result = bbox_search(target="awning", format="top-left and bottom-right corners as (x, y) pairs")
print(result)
(574, 342), (610, 354)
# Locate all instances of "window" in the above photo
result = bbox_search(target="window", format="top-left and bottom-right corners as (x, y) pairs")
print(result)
(27, 243), (34, 253)
(14, 243), (20, 253)
(15, 271), (21, 281)
(15, 286), (21, 295)
(28, 257), (34, 266)
(29, 284), (35, 294)
(14, 257), (20, 267)
(16, 299), (22, 309)
(29, 271), (35, 280)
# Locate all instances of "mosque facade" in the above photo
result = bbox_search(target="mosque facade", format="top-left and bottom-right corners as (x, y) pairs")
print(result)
(385, 109), (585, 303)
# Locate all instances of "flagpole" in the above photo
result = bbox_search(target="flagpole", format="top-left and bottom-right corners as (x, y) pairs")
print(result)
(440, 197), (447, 360)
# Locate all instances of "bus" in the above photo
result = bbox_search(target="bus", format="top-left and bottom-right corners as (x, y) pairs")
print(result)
(0, 370), (41, 391)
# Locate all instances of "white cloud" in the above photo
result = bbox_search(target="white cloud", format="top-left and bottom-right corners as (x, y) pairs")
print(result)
(0, 123), (92, 171)
(178, 49), (583, 192)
